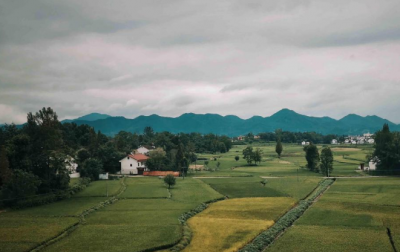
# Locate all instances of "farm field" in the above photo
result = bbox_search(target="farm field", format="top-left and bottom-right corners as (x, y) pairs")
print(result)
(44, 178), (224, 252)
(184, 197), (295, 252)
(0, 143), (393, 252)
(268, 177), (400, 252)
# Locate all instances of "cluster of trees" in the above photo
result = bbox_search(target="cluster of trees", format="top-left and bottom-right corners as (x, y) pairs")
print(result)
(242, 146), (263, 165)
(257, 131), (339, 144)
(0, 107), (235, 202)
(303, 144), (333, 176)
(372, 124), (400, 172)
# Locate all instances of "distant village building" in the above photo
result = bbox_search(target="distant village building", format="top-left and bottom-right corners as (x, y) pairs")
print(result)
(99, 173), (109, 180)
(66, 156), (80, 178)
(368, 139), (375, 144)
(331, 139), (338, 145)
(119, 153), (149, 175)
(237, 136), (245, 141)
(135, 145), (155, 155)
(254, 135), (260, 140)
(301, 141), (310, 146)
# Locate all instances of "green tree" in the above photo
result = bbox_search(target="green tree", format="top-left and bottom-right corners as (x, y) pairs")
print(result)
(320, 147), (334, 177)
(149, 147), (167, 171)
(304, 144), (320, 172)
(373, 124), (400, 171)
(235, 155), (239, 162)
(253, 148), (263, 164)
(81, 158), (103, 181)
(2, 170), (41, 205)
(275, 138), (283, 158)
(243, 146), (254, 165)
(164, 174), (176, 189)
(0, 145), (12, 187)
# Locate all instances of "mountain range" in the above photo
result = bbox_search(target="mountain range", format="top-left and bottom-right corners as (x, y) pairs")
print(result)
(60, 109), (400, 136)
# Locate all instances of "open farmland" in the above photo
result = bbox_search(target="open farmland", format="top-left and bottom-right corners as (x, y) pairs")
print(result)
(268, 177), (400, 252)
(0, 143), (396, 252)
(184, 198), (295, 252)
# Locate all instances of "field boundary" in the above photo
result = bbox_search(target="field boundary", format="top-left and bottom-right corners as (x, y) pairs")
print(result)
(29, 178), (127, 252)
(238, 179), (335, 252)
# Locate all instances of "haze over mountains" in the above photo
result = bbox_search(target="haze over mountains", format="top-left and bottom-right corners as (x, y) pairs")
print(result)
(61, 109), (400, 137)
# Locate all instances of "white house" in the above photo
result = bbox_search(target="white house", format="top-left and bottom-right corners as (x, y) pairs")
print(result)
(119, 153), (149, 175)
(136, 145), (155, 155)
(368, 160), (377, 170)
(301, 141), (310, 146)
(331, 139), (338, 145)
(368, 139), (375, 144)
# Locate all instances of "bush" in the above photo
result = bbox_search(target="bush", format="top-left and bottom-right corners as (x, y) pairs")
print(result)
(1, 170), (41, 205)
(164, 174), (176, 189)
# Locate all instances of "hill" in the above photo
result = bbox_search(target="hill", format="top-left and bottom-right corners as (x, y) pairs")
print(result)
(62, 109), (400, 136)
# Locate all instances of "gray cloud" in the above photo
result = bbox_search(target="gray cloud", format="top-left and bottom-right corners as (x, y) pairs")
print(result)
(0, 0), (400, 124)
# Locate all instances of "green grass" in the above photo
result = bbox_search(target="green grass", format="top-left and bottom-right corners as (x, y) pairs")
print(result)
(0, 214), (79, 252)
(73, 180), (122, 197)
(44, 177), (224, 252)
(200, 177), (321, 199)
(268, 177), (400, 251)
(120, 177), (169, 198)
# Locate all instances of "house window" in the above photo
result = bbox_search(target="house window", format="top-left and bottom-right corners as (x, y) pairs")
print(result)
(130, 164), (132, 167)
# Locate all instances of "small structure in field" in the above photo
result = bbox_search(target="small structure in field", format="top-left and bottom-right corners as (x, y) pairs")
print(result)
(368, 160), (377, 171)
(331, 139), (338, 145)
(119, 153), (149, 175)
(99, 173), (109, 180)
(301, 141), (310, 146)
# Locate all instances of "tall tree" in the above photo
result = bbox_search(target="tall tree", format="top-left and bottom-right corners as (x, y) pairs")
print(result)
(373, 124), (400, 171)
(320, 147), (334, 177)
(304, 144), (320, 172)
(275, 138), (283, 158)
(0, 145), (12, 187)
(242, 146), (254, 165)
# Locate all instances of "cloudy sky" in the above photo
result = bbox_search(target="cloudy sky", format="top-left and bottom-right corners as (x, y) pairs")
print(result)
(1, 0), (400, 124)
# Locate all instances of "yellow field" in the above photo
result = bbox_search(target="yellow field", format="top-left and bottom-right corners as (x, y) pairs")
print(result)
(184, 197), (295, 252)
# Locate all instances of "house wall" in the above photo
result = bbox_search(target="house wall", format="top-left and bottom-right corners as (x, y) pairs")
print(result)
(137, 147), (149, 154)
(120, 157), (140, 175)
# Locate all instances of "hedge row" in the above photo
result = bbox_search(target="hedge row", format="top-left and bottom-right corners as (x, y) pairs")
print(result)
(9, 177), (91, 209)
(238, 179), (335, 252)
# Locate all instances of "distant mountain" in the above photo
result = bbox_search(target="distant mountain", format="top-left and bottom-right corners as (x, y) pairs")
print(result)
(62, 109), (400, 136)
(62, 113), (111, 123)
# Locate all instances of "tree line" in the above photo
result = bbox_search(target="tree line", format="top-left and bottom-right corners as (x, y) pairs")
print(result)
(0, 107), (233, 203)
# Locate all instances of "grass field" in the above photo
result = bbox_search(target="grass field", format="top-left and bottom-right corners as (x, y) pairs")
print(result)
(1, 143), (395, 252)
(184, 197), (295, 252)
(268, 177), (400, 252)
(44, 178), (224, 252)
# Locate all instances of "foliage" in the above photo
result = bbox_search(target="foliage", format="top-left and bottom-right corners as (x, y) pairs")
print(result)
(373, 124), (400, 171)
(320, 147), (334, 176)
(80, 158), (103, 181)
(242, 146), (262, 165)
(275, 138), (283, 158)
(164, 174), (176, 189)
(304, 144), (320, 172)
(235, 155), (240, 161)
(1, 170), (41, 205)
(0, 145), (12, 187)
(147, 147), (167, 171)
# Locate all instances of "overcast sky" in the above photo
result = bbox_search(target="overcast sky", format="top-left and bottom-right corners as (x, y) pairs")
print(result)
(1, 0), (400, 124)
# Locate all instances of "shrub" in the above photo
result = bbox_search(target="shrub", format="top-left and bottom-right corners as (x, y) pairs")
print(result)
(164, 174), (176, 189)
(80, 158), (103, 181)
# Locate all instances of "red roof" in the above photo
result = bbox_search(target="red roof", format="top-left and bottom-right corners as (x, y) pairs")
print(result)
(128, 153), (149, 162)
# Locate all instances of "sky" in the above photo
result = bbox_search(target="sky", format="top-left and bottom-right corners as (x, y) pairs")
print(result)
(1, 0), (400, 124)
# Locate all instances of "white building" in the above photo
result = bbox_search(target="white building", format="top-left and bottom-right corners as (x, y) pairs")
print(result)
(331, 139), (338, 145)
(119, 153), (149, 175)
(368, 160), (377, 170)
(368, 139), (375, 144)
(136, 145), (155, 155)
(301, 141), (310, 146)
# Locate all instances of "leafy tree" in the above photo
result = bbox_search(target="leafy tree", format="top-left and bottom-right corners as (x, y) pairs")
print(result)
(320, 147), (333, 177)
(204, 160), (209, 168)
(164, 174), (176, 189)
(216, 161), (221, 169)
(2, 170), (41, 204)
(77, 148), (91, 164)
(304, 144), (320, 172)
(0, 145), (12, 187)
(275, 138), (283, 158)
(243, 146), (254, 165)
(149, 148), (167, 171)
(235, 155), (239, 161)
(144, 126), (155, 139)
(97, 143), (125, 173)
(373, 124), (400, 171)
(81, 158), (103, 181)
(260, 179), (268, 187)
(253, 148), (263, 164)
